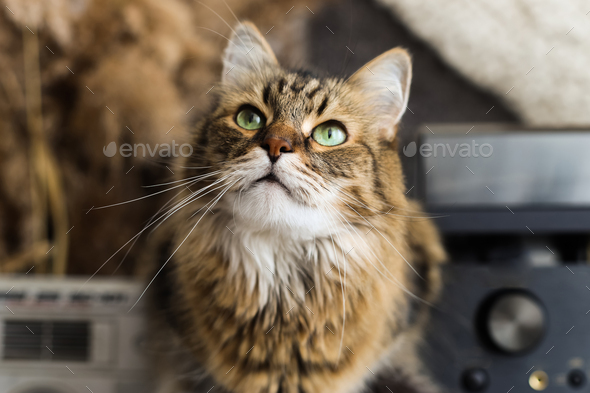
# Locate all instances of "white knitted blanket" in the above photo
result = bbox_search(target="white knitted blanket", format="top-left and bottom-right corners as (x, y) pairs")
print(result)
(377, 0), (590, 126)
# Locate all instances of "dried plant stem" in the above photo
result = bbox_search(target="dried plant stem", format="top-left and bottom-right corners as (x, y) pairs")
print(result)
(22, 26), (69, 275)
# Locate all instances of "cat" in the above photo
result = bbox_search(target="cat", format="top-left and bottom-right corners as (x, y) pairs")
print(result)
(149, 21), (446, 393)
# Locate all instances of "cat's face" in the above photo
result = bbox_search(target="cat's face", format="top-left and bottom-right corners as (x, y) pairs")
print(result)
(183, 23), (412, 235)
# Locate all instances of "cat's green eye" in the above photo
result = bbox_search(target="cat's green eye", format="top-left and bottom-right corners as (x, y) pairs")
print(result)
(236, 107), (265, 130)
(311, 122), (347, 146)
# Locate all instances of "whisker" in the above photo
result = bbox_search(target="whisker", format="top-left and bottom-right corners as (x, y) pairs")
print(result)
(78, 210), (179, 291)
(221, 0), (240, 24)
(146, 186), (201, 233)
(311, 184), (430, 301)
(178, 165), (214, 170)
(128, 206), (212, 313)
(332, 184), (445, 219)
(142, 170), (223, 188)
(197, 26), (239, 48)
(238, 186), (245, 219)
(331, 193), (424, 280)
(128, 178), (241, 312)
(151, 174), (235, 233)
(111, 187), (189, 275)
(185, 180), (234, 220)
(232, 185), (240, 228)
(323, 200), (434, 308)
(322, 210), (347, 363)
(78, 175), (234, 288)
(93, 177), (203, 210)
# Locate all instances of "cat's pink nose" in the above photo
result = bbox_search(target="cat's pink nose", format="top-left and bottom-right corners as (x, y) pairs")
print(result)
(262, 137), (292, 162)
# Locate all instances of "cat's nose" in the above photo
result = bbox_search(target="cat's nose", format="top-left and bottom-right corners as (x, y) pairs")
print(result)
(261, 137), (293, 162)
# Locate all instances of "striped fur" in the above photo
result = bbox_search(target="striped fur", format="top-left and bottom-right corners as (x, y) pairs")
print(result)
(152, 22), (446, 393)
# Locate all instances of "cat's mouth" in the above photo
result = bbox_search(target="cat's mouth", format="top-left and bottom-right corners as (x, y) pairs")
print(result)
(256, 173), (291, 193)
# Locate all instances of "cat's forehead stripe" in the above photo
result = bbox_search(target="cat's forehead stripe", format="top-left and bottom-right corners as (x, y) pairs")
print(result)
(274, 74), (323, 95)
(262, 83), (271, 105)
(289, 79), (306, 93)
(306, 86), (321, 99)
(316, 96), (329, 116)
(277, 77), (287, 94)
(265, 73), (334, 120)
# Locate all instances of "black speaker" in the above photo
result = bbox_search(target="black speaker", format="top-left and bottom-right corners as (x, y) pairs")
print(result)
(424, 265), (590, 393)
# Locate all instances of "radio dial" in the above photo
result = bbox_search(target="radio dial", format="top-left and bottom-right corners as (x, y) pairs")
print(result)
(484, 292), (545, 353)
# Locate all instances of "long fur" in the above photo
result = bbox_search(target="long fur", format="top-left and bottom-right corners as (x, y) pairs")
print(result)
(148, 22), (446, 393)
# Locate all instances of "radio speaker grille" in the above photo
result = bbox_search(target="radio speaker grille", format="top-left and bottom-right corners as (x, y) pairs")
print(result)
(3, 320), (90, 361)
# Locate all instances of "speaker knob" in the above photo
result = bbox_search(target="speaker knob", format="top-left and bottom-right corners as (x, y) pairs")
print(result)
(484, 292), (545, 353)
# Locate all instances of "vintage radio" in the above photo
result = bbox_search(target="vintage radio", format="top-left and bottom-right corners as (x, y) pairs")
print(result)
(0, 276), (153, 393)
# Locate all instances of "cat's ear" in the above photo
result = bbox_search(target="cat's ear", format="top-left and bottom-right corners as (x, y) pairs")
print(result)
(222, 22), (278, 85)
(346, 48), (412, 140)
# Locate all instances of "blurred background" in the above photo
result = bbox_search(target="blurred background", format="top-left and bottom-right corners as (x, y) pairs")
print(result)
(4, 0), (589, 277)
(2, 0), (590, 392)
(0, 0), (532, 277)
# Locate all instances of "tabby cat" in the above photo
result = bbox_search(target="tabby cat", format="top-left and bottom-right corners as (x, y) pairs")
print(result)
(151, 22), (446, 393)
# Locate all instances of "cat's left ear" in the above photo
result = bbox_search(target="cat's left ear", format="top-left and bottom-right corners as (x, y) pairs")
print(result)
(346, 48), (412, 140)
(222, 22), (278, 85)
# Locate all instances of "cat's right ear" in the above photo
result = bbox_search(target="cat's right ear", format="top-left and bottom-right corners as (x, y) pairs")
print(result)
(222, 22), (278, 85)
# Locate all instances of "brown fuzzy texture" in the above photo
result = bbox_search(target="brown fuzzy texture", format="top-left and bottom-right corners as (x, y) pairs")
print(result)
(0, 0), (312, 274)
(149, 22), (446, 393)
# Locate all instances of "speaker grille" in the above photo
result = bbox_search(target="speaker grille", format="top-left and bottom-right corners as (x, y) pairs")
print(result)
(3, 320), (90, 361)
